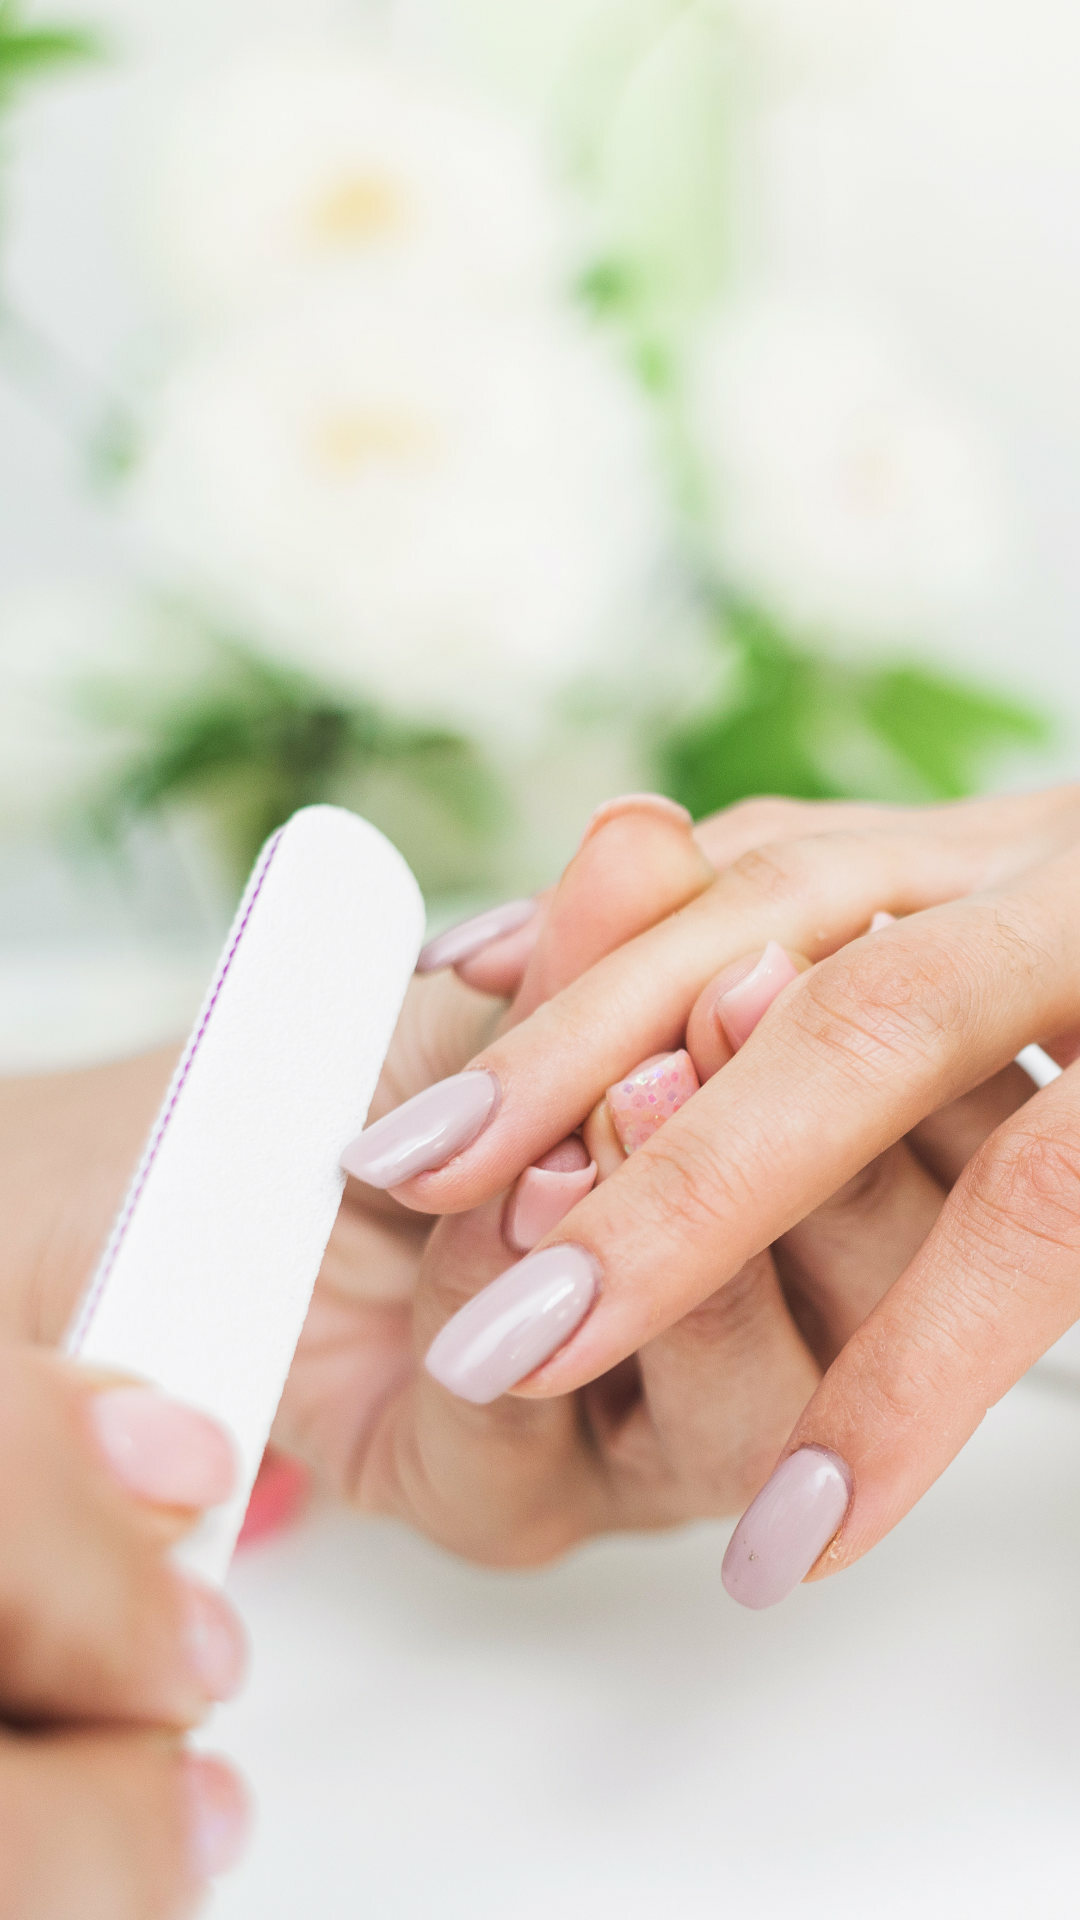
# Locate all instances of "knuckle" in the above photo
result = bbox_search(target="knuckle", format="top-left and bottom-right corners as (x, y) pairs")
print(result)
(627, 1127), (753, 1268)
(961, 1121), (1080, 1259)
(727, 837), (819, 911)
(793, 937), (971, 1078)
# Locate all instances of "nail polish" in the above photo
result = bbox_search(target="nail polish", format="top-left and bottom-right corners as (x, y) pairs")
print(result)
(181, 1578), (249, 1703)
(424, 1244), (599, 1404)
(869, 910), (896, 932)
(182, 1754), (252, 1881)
(581, 792), (693, 845)
(505, 1137), (596, 1254)
(605, 1049), (700, 1156)
(721, 1447), (852, 1609)
(415, 899), (538, 974)
(714, 941), (799, 1050)
(341, 1070), (499, 1188)
(89, 1387), (237, 1509)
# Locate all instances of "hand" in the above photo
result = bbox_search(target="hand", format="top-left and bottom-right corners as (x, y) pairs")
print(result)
(353, 784), (1080, 1599)
(0, 1344), (248, 1916)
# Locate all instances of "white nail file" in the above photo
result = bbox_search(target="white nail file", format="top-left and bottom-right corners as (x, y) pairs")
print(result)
(66, 806), (425, 1584)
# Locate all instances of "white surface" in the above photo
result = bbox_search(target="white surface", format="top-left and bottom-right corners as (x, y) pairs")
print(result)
(207, 1375), (1080, 1920)
(70, 807), (424, 1581)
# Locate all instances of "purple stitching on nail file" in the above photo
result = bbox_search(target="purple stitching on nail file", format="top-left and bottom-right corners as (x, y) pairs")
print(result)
(66, 806), (424, 1584)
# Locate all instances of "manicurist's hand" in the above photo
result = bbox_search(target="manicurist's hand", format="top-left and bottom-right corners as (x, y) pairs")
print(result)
(348, 784), (1080, 1601)
(0, 1344), (248, 1917)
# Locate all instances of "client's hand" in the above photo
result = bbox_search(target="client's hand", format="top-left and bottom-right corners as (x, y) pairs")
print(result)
(0, 1345), (248, 1916)
(350, 784), (1080, 1599)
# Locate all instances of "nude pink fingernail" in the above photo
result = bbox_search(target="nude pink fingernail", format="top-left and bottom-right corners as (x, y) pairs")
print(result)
(340, 1069), (499, 1188)
(580, 792), (693, 845)
(713, 942), (799, 1050)
(181, 1578), (249, 1703)
(504, 1137), (597, 1253)
(424, 1244), (599, 1404)
(722, 1447), (852, 1609)
(605, 1050), (701, 1155)
(415, 899), (538, 973)
(182, 1753), (252, 1881)
(869, 910), (896, 932)
(89, 1387), (237, 1509)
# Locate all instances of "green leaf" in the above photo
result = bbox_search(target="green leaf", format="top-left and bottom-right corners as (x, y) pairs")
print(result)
(657, 599), (1052, 817)
(0, 22), (104, 80)
(860, 664), (1049, 799)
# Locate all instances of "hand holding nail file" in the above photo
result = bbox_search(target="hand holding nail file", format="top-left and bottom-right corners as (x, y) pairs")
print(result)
(66, 806), (424, 1585)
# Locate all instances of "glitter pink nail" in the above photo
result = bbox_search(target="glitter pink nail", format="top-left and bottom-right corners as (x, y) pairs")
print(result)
(605, 1049), (700, 1156)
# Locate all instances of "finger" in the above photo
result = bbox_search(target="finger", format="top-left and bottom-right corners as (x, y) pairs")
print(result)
(506, 793), (714, 1021)
(722, 1060), (1080, 1607)
(623, 1251), (820, 1523)
(0, 1347), (246, 1727)
(776, 1141), (944, 1356)
(0, 1730), (248, 1918)
(684, 942), (945, 1356)
(428, 848), (1080, 1403)
(909, 1061), (1040, 1187)
(352, 817), (1029, 1213)
(361, 802), (715, 1558)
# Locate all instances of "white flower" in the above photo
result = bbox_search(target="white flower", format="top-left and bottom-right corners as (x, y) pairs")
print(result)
(151, 47), (570, 323)
(688, 297), (1002, 651)
(129, 275), (668, 740)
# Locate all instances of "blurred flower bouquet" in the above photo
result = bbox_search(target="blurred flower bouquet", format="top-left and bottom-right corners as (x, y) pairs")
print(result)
(0, 1), (1048, 904)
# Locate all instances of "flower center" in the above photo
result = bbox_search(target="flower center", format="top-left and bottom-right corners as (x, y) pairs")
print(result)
(311, 408), (436, 473)
(308, 172), (410, 246)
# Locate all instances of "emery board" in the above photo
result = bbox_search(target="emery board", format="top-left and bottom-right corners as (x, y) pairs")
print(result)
(66, 806), (425, 1583)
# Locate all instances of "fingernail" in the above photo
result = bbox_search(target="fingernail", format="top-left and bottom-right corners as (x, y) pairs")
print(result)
(89, 1388), (236, 1509)
(605, 1049), (700, 1156)
(424, 1244), (599, 1404)
(182, 1753), (252, 1881)
(714, 941), (799, 1050)
(869, 910), (896, 932)
(341, 1069), (499, 1188)
(504, 1137), (597, 1254)
(721, 1447), (852, 1610)
(416, 899), (538, 974)
(581, 792), (693, 846)
(182, 1578), (249, 1702)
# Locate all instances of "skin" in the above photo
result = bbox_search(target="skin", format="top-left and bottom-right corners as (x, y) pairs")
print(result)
(0, 1342), (245, 1918)
(384, 784), (1080, 1586)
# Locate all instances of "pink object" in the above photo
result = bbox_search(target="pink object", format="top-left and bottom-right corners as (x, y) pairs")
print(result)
(415, 898), (538, 974)
(721, 1447), (852, 1609)
(182, 1579), (249, 1702)
(606, 1049), (700, 1156)
(88, 1386), (236, 1509)
(581, 792), (693, 844)
(714, 941), (800, 1050)
(869, 910), (896, 932)
(341, 1069), (499, 1188)
(182, 1753), (253, 1882)
(237, 1448), (311, 1548)
(424, 1243), (598, 1404)
(505, 1137), (597, 1253)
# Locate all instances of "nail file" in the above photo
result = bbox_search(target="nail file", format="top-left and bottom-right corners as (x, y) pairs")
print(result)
(65, 806), (425, 1584)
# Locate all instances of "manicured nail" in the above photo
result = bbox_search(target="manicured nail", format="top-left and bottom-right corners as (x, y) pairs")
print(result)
(504, 1137), (596, 1254)
(605, 1049), (700, 1156)
(416, 899), (538, 974)
(181, 1578), (249, 1703)
(581, 792), (693, 846)
(182, 1753), (252, 1881)
(721, 1447), (852, 1610)
(424, 1244), (599, 1404)
(89, 1387), (236, 1509)
(341, 1070), (499, 1188)
(714, 941), (799, 1050)
(869, 910), (896, 932)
